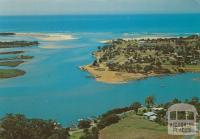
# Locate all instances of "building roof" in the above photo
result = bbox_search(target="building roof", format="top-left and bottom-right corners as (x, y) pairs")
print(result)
(168, 103), (198, 114)
(149, 115), (157, 121)
(152, 107), (164, 111)
(143, 112), (156, 117)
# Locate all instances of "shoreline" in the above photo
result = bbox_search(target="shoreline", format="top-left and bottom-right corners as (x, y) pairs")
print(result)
(80, 64), (160, 84)
(99, 35), (179, 44)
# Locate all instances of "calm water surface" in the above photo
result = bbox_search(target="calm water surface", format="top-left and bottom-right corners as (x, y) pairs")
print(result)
(0, 14), (200, 126)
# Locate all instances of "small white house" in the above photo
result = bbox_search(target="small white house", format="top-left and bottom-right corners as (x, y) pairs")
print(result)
(144, 112), (156, 117)
(152, 107), (164, 113)
(149, 115), (157, 121)
(143, 112), (157, 121)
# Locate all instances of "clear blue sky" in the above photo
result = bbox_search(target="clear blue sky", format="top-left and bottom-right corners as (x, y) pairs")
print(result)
(0, 0), (200, 15)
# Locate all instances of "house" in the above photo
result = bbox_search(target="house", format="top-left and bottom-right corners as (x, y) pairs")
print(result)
(149, 115), (157, 121)
(143, 112), (157, 121)
(151, 107), (164, 113)
(144, 112), (156, 117)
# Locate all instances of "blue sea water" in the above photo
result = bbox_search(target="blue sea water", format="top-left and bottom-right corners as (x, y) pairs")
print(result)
(0, 14), (200, 126)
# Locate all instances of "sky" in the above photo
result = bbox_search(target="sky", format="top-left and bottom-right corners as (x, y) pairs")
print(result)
(0, 0), (200, 15)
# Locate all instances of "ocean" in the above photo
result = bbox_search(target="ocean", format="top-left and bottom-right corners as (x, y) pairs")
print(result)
(0, 14), (200, 126)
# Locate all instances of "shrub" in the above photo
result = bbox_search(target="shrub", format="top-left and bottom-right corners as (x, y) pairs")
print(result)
(97, 114), (120, 129)
(78, 120), (91, 129)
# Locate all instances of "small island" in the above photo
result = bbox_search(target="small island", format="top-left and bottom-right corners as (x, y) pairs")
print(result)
(0, 69), (25, 78)
(0, 41), (39, 48)
(0, 51), (24, 54)
(0, 61), (25, 67)
(0, 40), (37, 79)
(0, 32), (16, 36)
(81, 35), (200, 83)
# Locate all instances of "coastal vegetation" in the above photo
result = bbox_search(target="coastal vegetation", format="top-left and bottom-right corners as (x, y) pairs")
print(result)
(81, 35), (200, 83)
(0, 61), (24, 67)
(0, 39), (37, 79)
(0, 69), (25, 78)
(0, 33), (16, 36)
(0, 114), (70, 139)
(0, 55), (31, 78)
(0, 55), (33, 61)
(0, 41), (39, 48)
(0, 51), (24, 55)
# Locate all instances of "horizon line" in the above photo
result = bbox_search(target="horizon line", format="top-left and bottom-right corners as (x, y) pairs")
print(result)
(0, 12), (200, 16)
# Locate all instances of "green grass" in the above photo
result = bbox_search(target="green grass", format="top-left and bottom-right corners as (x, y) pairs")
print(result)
(99, 112), (184, 139)
(0, 69), (25, 78)
(70, 130), (84, 139)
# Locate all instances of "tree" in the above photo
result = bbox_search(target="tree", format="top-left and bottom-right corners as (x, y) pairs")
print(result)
(155, 61), (162, 68)
(92, 60), (99, 67)
(80, 127), (99, 139)
(172, 98), (181, 104)
(143, 65), (153, 73)
(190, 97), (199, 106)
(0, 114), (69, 139)
(78, 120), (91, 129)
(97, 114), (120, 129)
(145, 96), (155, 108)
(130, 102), (142, 113)
(155, 109), (167, 126)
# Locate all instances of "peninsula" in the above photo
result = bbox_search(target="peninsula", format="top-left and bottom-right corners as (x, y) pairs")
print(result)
(81, 35), (200, 83)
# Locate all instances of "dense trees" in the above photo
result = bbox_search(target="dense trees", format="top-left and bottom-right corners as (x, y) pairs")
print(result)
(78, 120), (91, 129)
(130, 102), (142, 113)
(93, 35), (200, 74)
(80, 127), (98, 139)
(0, 114), (69, 139)
(97, 114), (120, 129)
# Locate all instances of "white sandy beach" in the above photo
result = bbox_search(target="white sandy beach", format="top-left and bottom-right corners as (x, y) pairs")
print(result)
(16, 33), (77, 41)
(99, 35), (178, 44)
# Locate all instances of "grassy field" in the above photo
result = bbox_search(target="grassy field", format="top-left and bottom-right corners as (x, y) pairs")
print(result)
(0, 69), (25, 78)
(70, 130), (84, 139)
(99, 112), (184, 139)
